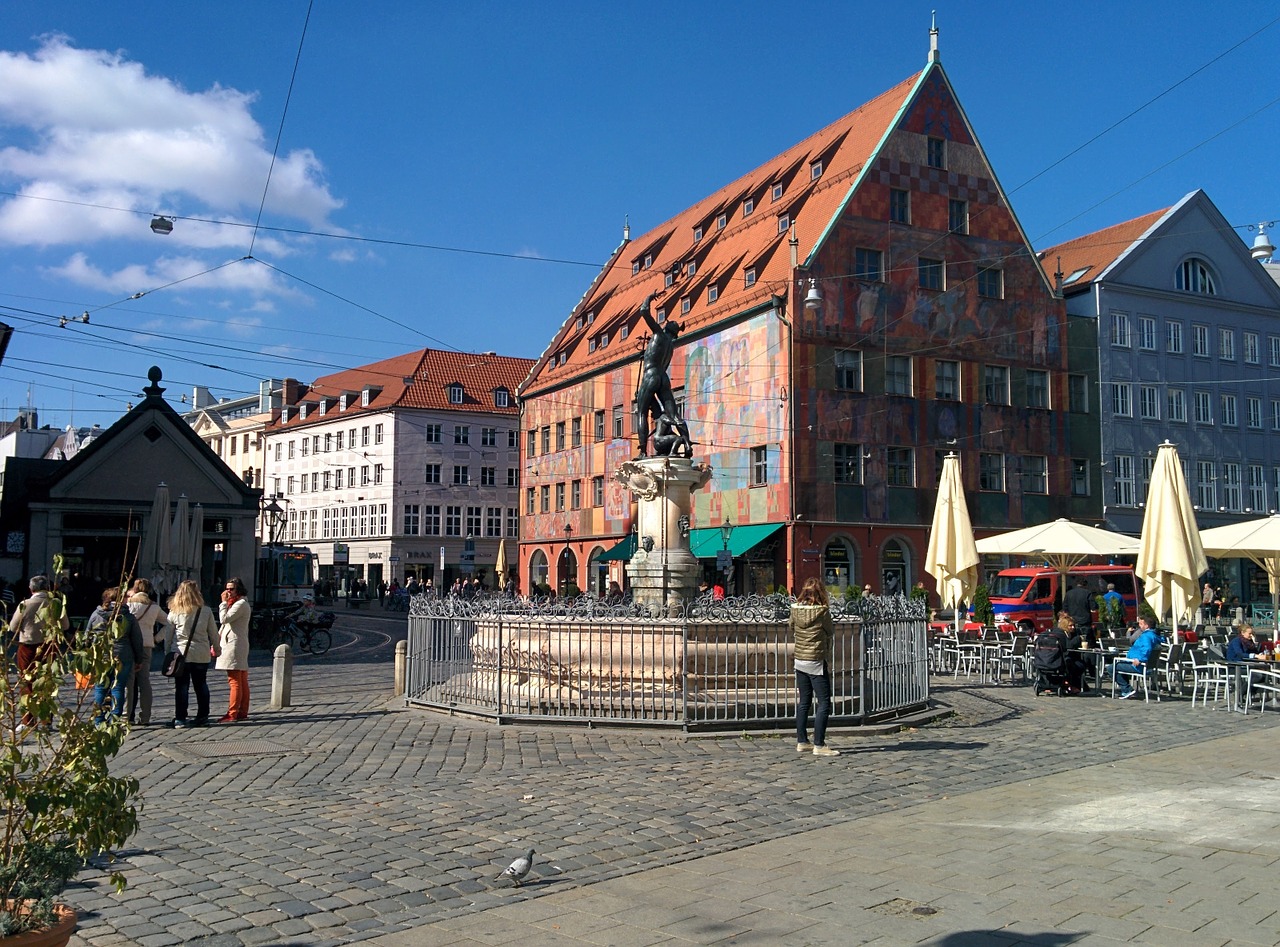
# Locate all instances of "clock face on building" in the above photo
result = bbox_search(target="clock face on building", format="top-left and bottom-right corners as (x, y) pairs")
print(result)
(6, 531), (25, 554)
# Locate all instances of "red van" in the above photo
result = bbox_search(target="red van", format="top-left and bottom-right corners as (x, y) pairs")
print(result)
(988, 564), (1139, 633)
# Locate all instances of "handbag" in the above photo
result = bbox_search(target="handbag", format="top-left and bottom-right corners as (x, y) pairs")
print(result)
(162, 607), (204, 678)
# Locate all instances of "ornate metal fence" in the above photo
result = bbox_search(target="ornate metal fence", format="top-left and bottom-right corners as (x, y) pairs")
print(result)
(404, 594), (928, 731)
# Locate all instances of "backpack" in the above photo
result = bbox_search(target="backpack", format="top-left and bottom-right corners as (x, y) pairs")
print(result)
(1031, 631), (1066, 673)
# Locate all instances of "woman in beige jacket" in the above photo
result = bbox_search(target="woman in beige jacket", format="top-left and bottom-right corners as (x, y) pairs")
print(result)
(790, 577), (838, 757)
(126, 578), (173, 726)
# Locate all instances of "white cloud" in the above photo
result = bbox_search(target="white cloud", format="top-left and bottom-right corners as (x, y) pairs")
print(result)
(0, 35), (343, 246)
(43, 251), (297, 299)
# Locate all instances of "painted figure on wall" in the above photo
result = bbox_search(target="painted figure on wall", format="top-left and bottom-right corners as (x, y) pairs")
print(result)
(634, 295), (693, 458)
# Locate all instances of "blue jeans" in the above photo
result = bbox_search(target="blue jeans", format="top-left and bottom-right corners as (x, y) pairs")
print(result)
(796, 667), (832, 746)
(94, 653), (135, 722)
(1112, 658), (1143, 696)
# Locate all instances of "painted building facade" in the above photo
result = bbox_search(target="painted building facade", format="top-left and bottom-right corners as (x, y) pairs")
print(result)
(518, 32), (1099, 598)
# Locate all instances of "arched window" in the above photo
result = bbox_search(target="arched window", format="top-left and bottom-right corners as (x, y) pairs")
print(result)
(1176, 258), (1218, 295)
(529, 550), (549, 593)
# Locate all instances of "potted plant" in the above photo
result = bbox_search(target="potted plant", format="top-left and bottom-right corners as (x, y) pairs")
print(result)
(1, 558), (141, 943)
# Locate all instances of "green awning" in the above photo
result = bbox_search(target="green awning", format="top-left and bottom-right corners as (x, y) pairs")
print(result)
(593, 533), (637, 562)
(690, 522), (784, 559)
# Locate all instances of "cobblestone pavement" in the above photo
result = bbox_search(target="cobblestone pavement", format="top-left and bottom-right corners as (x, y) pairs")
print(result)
(63, 614), (1280, 946)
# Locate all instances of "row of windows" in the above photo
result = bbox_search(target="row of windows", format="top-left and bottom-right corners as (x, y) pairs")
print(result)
(850, 248), (1003, 297)
(527, 477), (608, 514)
(1111, 458), (1280, 513)
(208, 432), (259, 456)
(286, 504), (387, 543)
(527, 403), (665, 457)
(834, 352), (1078, 409)
(830, 445), (1089, 496)
(1109, 312), (1278, 362)
(888, 190), (969, 234)
(280, 464), (385, 494)
(271, 425), (518, 462)
(1110, 385), (1280, 429)
(402, 504), (519, 538)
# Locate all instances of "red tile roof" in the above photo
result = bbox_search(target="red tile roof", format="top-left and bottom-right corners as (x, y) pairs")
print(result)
(1037, 208), (1170, 295)
(520, 71), (924, 396)
(267, 349), (533, 432)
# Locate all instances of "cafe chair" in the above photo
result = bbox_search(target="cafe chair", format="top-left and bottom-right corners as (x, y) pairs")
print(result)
(1244, 666), (1280, 715)
(1187, 649), (1227, 708)
(992, 635), (1030, 685)
(1113, 659), (1158, 703)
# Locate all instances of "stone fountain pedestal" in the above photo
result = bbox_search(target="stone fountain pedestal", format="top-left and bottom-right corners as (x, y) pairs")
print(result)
(615, 457), (713, 614)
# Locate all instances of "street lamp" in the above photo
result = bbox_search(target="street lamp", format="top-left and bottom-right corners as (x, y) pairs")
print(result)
(263, 495), (287, 547)
(719, 517), (733, 595)
(562, 523), (573, 596)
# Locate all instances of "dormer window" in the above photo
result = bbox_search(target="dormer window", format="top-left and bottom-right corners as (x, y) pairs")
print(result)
(620, 325), (630, 340)
(339, 393), (349, 411)
(299, 403), (308, 420)
(586, 311), (595, 324)
(708, 285), (719, 303)
(448, 383), (464, 405)
(777, 214), (791, 234)
(559, 352), (567, 365)
(744, 268), (757, 287)
(575, 316), (584, 329)
(1176, 257), (1218, 295)
(664, 270), (674, 288)
(693, 226), (703, 243)
(599, 332), (609, 348)
(643, 253), (653, 269)
(632, 261), (640, 275)
(318, 398), (328, 416)
(771, 182), (783, 202)
(716, 213), (727, 230)
(687, 260), (697, 277)
(281, 406), (290, 423)
(810, 160), (823, 180)
(743, 197), (755, 217)
(588, 338), (597, 352)
(495, 388), (510, 408)
(681, 296), (691, 314)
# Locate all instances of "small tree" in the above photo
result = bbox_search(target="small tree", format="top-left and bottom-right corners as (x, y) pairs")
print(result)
(1, 556), (140, 936)
(972, 584), (995, 628)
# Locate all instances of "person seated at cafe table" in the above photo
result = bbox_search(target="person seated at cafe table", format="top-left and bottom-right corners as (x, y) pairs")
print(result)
(1056, 613), (1089, 694)
(1226, 622), (1263, 663)
(1112, 615), (1164, 700)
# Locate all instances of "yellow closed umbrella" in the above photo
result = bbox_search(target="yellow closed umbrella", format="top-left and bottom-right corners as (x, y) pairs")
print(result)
(1136, 441), (1207, 638)
(926, 454), (980, 635)
(495, 538), (508, 587)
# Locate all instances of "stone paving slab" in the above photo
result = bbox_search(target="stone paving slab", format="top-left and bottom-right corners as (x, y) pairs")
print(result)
(60, 618), (1280, 945)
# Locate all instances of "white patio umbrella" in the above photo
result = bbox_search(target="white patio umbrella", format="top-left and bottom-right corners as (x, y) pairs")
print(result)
(169, 493), (191, 589)
(1199, 514), (1280, 626)
(187, 503), (204, 588)
(136, 482), (171, 587)
(974, 518), (1141, 575)
(1136, 441), (1208, 639)
(925, 453), (980, 636)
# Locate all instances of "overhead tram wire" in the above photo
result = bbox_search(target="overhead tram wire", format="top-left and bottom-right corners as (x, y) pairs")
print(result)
(248, 0), (313, 259)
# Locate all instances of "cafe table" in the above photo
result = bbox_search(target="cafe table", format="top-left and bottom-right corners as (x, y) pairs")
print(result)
(1071, 645), (1121, 696)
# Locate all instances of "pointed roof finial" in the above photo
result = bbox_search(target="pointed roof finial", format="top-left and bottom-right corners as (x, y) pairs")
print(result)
(929, 10), (940, 64)
(623, 215), (631, 242)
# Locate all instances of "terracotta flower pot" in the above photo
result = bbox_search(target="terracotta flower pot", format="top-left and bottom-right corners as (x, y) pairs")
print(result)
(2, 903), (76, 947)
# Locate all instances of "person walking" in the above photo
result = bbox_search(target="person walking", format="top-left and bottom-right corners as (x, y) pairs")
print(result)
(89, 587), (144, 724)
(791, 576), (840, 757)
(165, 579), (219, 728)
(216, 577), (251, 723)
(126, 578), (172, 726)
(10, 575), (71, 730)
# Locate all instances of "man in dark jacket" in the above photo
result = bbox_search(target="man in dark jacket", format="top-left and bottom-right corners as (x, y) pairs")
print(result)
(1063, 578), (1095, 644)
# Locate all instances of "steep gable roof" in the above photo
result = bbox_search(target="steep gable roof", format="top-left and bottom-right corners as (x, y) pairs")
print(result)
(1038, 207), (1170, 296)
(520, 70), (924, 397)
(268, 349), (533, 432)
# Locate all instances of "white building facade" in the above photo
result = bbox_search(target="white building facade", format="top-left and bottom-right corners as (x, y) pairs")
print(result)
(263, 349), (531, 593)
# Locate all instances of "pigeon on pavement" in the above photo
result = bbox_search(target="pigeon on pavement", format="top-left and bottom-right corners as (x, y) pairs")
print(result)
(495, 848), (535, 886)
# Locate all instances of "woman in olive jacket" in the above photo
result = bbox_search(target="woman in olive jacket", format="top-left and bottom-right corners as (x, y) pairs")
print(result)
(791, 577), (839, 757)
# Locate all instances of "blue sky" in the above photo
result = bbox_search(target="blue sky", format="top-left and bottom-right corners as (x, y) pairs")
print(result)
(0, 2), (1276, 430)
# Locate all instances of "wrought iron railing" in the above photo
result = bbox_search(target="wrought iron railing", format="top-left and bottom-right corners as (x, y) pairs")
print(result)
(404, 594), (928, 730)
